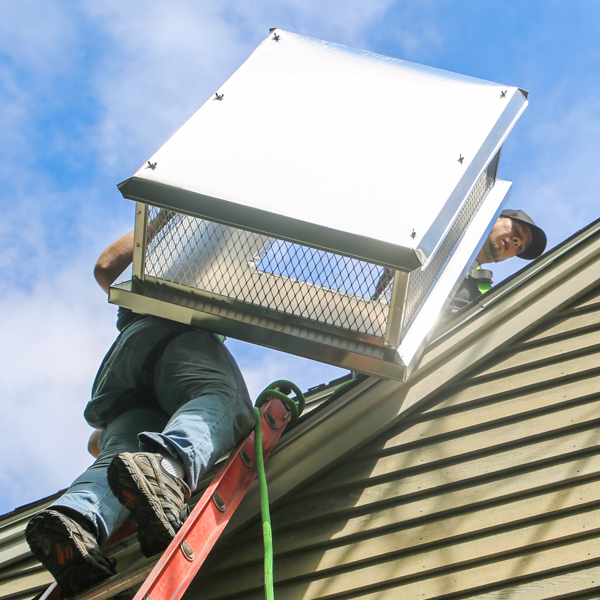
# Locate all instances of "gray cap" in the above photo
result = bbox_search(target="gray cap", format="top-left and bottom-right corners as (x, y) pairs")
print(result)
(500, 209), (547, 260)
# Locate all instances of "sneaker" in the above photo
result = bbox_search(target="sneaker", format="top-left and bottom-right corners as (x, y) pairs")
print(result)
(25, 509), (115, 597)
(107, 452), (191, 557)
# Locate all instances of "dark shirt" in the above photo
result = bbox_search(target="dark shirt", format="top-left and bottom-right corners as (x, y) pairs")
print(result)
(446, 276), (483, 314)
(116, 306), (144, 332)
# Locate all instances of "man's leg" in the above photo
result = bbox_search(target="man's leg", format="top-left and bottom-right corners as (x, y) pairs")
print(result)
(26, 408), (168, 595)
(108, 330), (255, 556)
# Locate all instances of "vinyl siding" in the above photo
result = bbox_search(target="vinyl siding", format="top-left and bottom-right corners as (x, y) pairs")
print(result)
(191, 284), (600, 600)
(0, 501), (56, 600)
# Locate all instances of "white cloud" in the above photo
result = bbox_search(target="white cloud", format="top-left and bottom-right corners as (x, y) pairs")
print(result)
(523, 99), (600, 235)
(491, 95), (600, 287)
(0, 0), (80, 78)
(224, 0), (393, 45)
(78, 2), (253, 173)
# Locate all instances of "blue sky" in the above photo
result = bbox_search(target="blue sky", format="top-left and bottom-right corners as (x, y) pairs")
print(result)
(1, 1), (599, 515)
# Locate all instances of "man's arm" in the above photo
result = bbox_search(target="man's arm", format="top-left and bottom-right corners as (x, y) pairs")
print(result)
(94, 231), (135, 293)
(94, 211), (175, 293)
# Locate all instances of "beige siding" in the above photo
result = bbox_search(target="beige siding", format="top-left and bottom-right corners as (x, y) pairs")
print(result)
(0, 501), (56, 600)
(191, 285), (600, 600)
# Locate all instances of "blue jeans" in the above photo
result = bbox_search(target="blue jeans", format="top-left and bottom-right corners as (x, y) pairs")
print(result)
(51, 317), (255, 545)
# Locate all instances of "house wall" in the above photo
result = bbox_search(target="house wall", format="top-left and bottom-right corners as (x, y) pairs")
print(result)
(192, 284), (600, 600)
(0, 500), (56, 600)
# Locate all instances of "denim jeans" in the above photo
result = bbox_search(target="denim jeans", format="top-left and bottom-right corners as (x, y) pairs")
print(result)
(51, 317), (255, 545)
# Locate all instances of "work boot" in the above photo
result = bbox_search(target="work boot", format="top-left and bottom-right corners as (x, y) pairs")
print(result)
(107, 452), (191, 557)
(25, 509), (115, 597)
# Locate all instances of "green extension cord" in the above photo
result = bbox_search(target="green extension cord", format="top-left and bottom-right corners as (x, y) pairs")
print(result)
(254, 381), (305, 600)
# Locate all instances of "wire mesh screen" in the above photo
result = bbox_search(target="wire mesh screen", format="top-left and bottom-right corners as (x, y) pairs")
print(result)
(143, 208), (391, 337)
(401, 152), (500, 330)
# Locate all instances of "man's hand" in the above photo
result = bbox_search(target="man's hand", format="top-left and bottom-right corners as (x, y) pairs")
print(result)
(88, 429), (102, 458)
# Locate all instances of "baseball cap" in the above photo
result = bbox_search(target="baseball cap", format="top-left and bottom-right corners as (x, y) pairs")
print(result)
(500, 209), (547, 260)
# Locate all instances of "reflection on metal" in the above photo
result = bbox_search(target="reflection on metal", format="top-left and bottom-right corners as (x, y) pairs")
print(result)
(400, 152), (501, 333)
(112, 29), (528, 380)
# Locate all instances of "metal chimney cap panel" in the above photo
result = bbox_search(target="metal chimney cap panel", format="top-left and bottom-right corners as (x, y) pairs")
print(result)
(126, 29), (527, 271)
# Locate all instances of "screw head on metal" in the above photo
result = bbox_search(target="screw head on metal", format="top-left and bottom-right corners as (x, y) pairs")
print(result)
(214, 92), (224, 101)
(146, 161), (157, 170)
(273, 33), (281, 41)
(458, 155), (464, 164)
(410, 229), (416, 239)
(500, 90), (507, 98)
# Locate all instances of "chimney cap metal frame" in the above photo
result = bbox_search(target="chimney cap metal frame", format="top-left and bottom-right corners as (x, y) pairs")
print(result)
(112, 30), (527, 381)
(118, 28), (527, 273)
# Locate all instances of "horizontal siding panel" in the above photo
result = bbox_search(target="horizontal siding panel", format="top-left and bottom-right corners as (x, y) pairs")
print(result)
(368, 377), (600, 453)
(297, 407), (600, 497)
(199, 509), (600, 599)
(569, 286), (600, 312)
(222, 464), (600, 569)
(0, 571), (51, 600)
(205, 478), (600, 578)
(0, 521), (28, 547)
(418, 351), (600, 412)
(269, 433), (600, 528)
(195, 535), (600, 600)
(469, 329), (600, 380)
(452, 565), (600, 600)
(0, 542), (32, 576)
(519, 308), (600, 345)
(0, 557), (38, 584)
(464, 344), (600, 387)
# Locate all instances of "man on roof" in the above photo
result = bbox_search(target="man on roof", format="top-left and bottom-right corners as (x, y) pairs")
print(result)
(448, 208), (547, 312)
(373, 208), (547, 313)
(25, 211), (256, 597)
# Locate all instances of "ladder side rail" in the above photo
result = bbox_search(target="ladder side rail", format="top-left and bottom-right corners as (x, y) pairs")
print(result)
(132, 396), (291, 600)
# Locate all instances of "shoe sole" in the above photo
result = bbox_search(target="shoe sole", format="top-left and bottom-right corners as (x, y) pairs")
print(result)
(26, 512), (114, 597)
(107, 454), (176, 557)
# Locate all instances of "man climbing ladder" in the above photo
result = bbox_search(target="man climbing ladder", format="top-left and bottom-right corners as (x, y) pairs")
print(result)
(26, 211), (257, 597)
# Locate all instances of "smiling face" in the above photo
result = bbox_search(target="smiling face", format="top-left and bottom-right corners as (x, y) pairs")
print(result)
(478, 217), (533, 264)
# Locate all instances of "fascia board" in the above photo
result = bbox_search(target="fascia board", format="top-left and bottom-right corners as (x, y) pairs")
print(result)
(226, 219), (600, 534)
